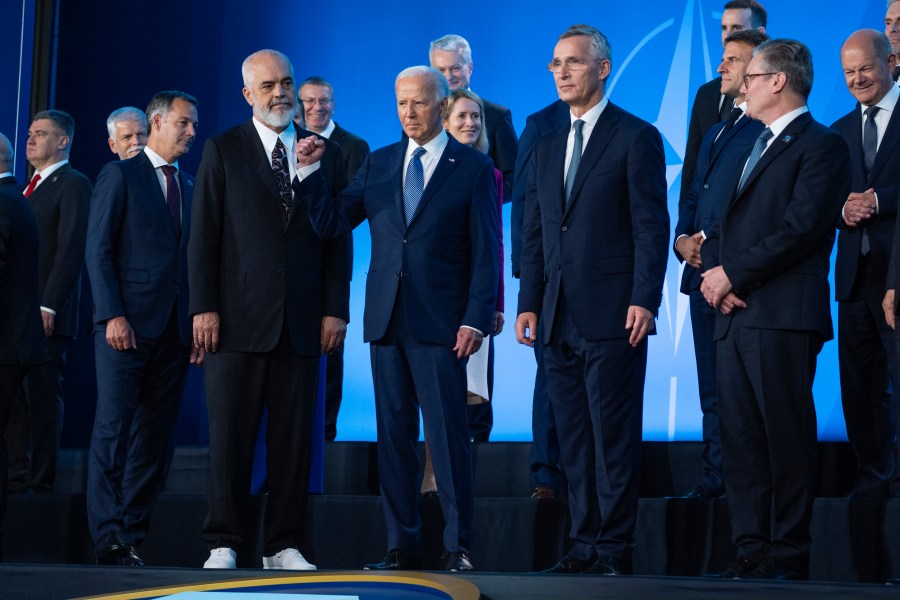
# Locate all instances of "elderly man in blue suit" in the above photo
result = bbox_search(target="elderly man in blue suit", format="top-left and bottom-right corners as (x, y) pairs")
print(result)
(293, 65), (499, 572)
(516, 24), (669, 575)
(85, 91), (203, 566)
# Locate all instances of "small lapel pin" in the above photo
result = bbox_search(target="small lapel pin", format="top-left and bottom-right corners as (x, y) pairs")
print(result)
(448, 158), (456, 163)
(782, 135), (792, 143)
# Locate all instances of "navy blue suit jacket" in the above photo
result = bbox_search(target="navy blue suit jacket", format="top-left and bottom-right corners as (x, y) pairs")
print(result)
(832, 103), (900, 302)
(702, 112), (851, 341)
(0, 185), (48, 366)
(86, 151), (193, 346)
(296, 134), (500, 346)
(27, 163), (92, 337)
(675, 112), (764, 293)
(518, 101), (670, 343)
(510, 100), (570, 278)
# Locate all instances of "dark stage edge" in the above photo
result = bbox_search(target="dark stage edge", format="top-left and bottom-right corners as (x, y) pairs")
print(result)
(2, 565), (899, 600)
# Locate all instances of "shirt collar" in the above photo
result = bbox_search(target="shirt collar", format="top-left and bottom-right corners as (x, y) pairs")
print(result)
(251, 116), (296, 156)
(765, 106), (809, 141)
(861, 82), (900, 115)
(143, 146), (178, 170)
(570, 96), (609, 128)
(36, 159), (69, 178)
(318, 120), (336, 139)
(405, 128), (448, 161)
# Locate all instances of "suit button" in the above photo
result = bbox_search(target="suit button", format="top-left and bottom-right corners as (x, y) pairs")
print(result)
(556, 264), (561, 270)
(396, 271), (401, 277)
(561, 226), (568, 232)
(704, 184), (710, 189)
(403, 239), (408, 244)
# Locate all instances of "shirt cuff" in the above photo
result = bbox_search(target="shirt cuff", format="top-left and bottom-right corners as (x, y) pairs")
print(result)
(295, 161), (321, 181)
(460, 325), (484, 336)
(41, 306), (57, 316)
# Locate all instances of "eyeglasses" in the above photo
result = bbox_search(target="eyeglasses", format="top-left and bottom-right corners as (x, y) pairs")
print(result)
(547, 57), (603, 73)
(742, 72), (779, 86)
(301, 98), (333, 106)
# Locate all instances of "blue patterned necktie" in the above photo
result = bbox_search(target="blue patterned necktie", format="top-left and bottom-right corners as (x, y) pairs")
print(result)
(564, 119), (585, 207)
(403, 146), (427, 225)
(738, 127), (773, 193)
(272, 138), (292, 219)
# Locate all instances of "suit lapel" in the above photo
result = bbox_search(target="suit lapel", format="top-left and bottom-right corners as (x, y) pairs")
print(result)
(390, 142), (407, 225)
(411, 134), (460, 226)
(844, 108), (866, 186)
(237, 121), (283, 209)
(564, 105), (617, 217)
(870, 104), (900, 183)
(135, 152), (179, 242)
(28, 163), (72, 203)
(734, 113), (810, 202)
(179, 171), (194, 250)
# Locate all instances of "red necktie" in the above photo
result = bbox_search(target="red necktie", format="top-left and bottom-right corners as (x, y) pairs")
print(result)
(160, 165), (181, 234)
(23, 173), (41, 198)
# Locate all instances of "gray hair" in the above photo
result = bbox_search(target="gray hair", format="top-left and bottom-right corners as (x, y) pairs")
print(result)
(559, 24), (612, 62)
(395, 66), (450, 101)
(242, 49), (293, 88)
(106, 106), (147, 139)
(0, 132), (13, 168)
(300, 76), (334, 97)
(430, 34), (472, 65)
(754, 39), (814, 100)
(146, 91), (199, 129)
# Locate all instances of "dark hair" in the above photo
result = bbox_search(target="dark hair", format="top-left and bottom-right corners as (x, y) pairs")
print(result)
(32, 109), (75, 139)
(724, 29), (769, 48)
(146, 91), (198, 130)
(723, 0), (768, 28)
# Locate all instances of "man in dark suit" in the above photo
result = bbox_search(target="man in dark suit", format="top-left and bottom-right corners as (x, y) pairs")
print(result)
(673, 29), (768, 500)
(298, 75), (368, 441)
(293, 65), (499, 572)
(0, 133), (15, 186)
(85, 91), (202, 566)
(832, 30), (900, 499)
(0, 180), (48, 561)
(701, 39), (850, 579)
(5, 110), (91, 493)
(190, 49), (350, 571)
(681, 1), (767, 205)
(429, 34), (518, 205)
(509, 99), (569, 500)
(516, 25), (669, 576)
(429, 34), (517, 441)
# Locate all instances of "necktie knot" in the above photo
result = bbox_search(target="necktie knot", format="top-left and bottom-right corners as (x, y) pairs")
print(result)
(865, 105), (881, 119)
(412, 146), (427, 159)
(23, 172), (41, 198)
(161, 165), (177, 177)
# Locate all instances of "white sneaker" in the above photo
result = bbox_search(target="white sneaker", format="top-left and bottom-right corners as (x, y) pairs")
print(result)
(204, 547), (237, 569)
(263, 548), (317, 570)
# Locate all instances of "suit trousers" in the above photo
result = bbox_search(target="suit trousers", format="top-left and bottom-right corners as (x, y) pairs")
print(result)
(542, 302), (645, 562)
(718, 322), (820, 571)
(838, 265), (897, 489)
(5, 335), (65, 491)
(371, 295), (474, 554)
(688, 290), (724, 492)
(324, 347), (344, 442)
(0, 364), (29, 560)
(87, 310), (188, 546)
(202, 321), (319, 557)
(530, 338), (564, 491)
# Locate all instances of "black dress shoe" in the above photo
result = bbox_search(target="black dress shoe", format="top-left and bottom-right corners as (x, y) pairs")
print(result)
(583, 555), (633, 575)
(541, 555), (594, 574)
(706, 556), (757, 578)
(442, 551), (474, 572)
(744, 557), (807, 580)
(364, 549), (422, 570)
(675, 484), (724, 500)
(95, 532), (145, 566)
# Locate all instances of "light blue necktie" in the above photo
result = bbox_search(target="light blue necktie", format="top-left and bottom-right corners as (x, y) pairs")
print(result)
(403, 146), (427, 225)
(564, 119), (585, 207)
(737, 127), (773, 193)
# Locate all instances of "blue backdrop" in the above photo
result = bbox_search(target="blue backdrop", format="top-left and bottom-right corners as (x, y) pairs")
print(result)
(0, 0), (891, 443)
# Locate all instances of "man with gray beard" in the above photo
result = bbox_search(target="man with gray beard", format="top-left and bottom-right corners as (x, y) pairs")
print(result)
(189, 49), (351, 570)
